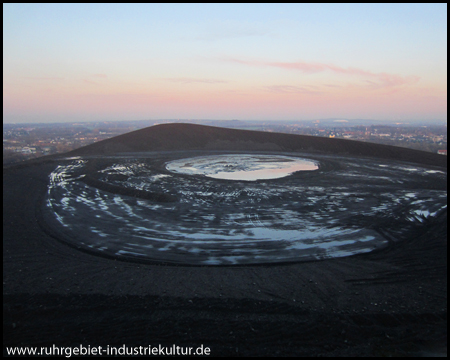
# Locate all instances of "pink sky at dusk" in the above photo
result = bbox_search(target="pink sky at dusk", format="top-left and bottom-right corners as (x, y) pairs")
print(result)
(4, 63), (445, 122)
(3, 4), (447, 123)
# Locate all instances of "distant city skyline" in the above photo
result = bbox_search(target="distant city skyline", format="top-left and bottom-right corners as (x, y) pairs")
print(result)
(3, 3), (447, 124)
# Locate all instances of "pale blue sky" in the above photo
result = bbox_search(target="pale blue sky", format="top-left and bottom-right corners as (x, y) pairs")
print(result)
(3, 3), (447, 123)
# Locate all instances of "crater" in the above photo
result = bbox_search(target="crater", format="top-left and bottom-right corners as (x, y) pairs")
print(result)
(42, 151), (447, 266)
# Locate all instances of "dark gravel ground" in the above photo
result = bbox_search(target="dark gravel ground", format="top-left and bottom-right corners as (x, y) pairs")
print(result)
(41, 151), (446, 266)
(3, 156), (447, 356)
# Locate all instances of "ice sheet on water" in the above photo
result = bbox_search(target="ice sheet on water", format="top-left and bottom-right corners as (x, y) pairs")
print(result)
(45, 154), (447, 265)
(166, 154), (318, 181)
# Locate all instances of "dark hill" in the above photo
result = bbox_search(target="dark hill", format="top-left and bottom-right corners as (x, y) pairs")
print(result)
(3, 122), (447, 356)
(69, 123), (446, 167)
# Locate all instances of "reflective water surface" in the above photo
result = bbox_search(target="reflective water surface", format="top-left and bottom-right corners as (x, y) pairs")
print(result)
(166, 154), (319, 181)
(43, 152), (447, 265)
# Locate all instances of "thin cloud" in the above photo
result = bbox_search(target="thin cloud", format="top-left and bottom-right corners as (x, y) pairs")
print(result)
(224, 57), (420, 89)
(197, 28), (269, 41)
(83, 79), (99, 85)
(195, 20), (270, 41)
(23, 76), (64, 81)
(92, 74), (107, 78)
(165, 77), (227, 84)
(265, 85), (322, 94)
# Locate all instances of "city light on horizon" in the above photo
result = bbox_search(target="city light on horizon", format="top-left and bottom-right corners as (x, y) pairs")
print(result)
(3, 3), (447, 124)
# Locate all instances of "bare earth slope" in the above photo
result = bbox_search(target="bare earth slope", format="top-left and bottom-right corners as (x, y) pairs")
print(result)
(3, 123), (447, 356)
(69, 123), (446, 167)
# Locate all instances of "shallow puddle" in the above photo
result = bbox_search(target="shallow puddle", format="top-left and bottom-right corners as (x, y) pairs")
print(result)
(166, 154), (318, 181)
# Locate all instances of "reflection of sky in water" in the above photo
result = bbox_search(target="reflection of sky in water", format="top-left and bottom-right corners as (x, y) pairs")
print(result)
(45, 156), (447, 265)
(166, 154), (318, 181)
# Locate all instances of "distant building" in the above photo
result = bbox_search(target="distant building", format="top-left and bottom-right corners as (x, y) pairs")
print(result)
(21, 147), (36, 154)
(437, 150), (447, 155)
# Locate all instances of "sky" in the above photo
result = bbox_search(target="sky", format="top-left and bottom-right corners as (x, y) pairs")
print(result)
(3, 3), (447, 124)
